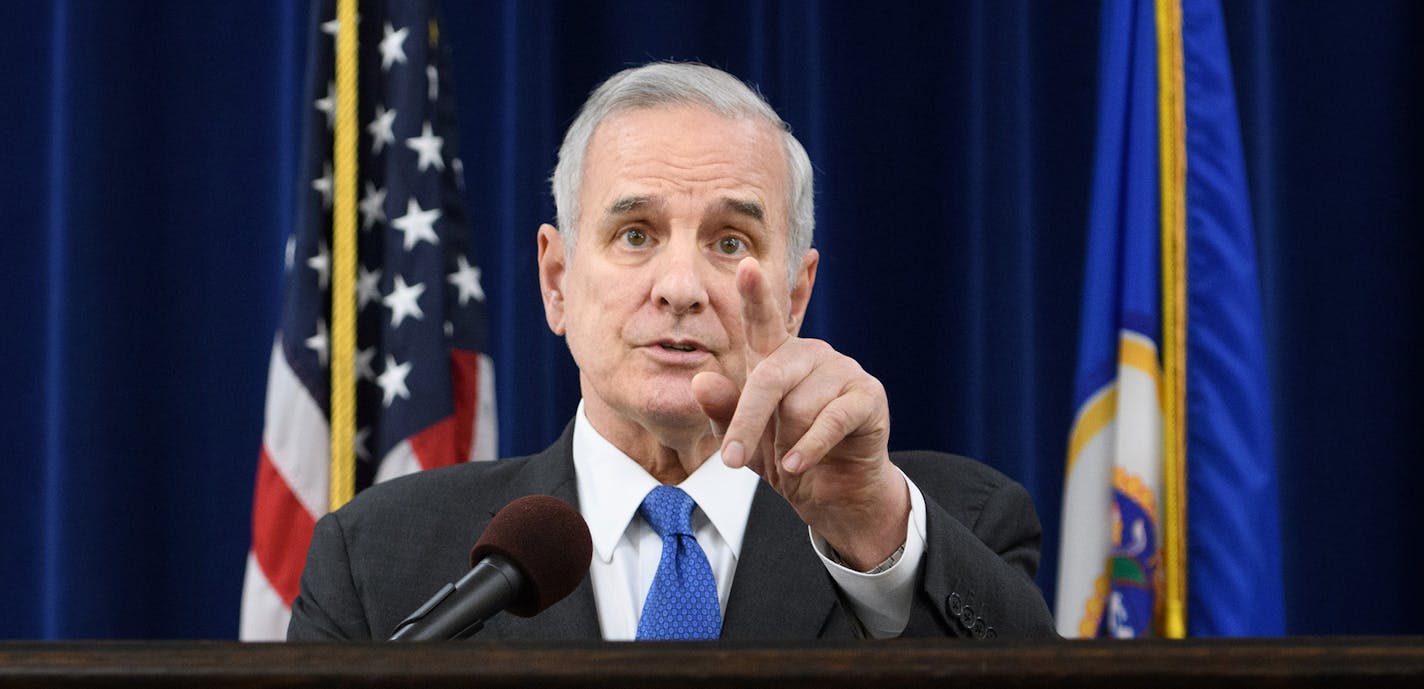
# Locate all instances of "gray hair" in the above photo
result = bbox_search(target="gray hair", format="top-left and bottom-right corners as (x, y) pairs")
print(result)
(550, 62), (815, 283)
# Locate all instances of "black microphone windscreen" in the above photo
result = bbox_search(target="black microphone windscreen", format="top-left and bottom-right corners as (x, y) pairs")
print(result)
(468, 495), (592, 617)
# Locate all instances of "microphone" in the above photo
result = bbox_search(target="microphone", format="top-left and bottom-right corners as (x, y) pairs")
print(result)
(389, 494), (593, 641)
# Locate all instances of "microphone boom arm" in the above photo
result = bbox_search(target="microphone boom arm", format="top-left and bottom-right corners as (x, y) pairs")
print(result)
(389, 554), (527, 641)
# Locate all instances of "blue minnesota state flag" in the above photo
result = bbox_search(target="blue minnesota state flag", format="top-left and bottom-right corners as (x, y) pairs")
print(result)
(1055, 0), (1283, 637)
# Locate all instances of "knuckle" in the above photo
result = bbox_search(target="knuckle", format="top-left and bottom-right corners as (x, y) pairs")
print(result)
(751, 358), (791, 390)
(818, 403), (857, 438)
(866, 373), (887, 401)
(804, 338), (833, 356)
(777, 394), (810, 422)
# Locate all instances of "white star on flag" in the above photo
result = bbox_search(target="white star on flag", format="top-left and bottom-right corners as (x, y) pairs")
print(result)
(304, 319), (329, 366)
(447, 254), (485, 305)
(357, 265), (383, 310)
(359, 182), (387, 230)
(367, 105), (397, 155)
(353, 427), (372, 461)
(383, 274), (426, 327)
(391, 197), (441, 250)
(379, 23), (408, 71)
(320, 14), (359, 38)
(405, 121), (445, 172)
(311, 161), (334, 209)
(355, 346), (377, 382)
(376, 354), (412, 407)
(314, 81), (336, 129)
(306, 242), (331, 290)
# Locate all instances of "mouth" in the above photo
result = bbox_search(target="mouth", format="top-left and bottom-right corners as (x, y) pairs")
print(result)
(642, 338), (713, 361)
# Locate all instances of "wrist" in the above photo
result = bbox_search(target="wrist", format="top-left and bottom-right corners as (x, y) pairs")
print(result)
(819, 466), (910, 570)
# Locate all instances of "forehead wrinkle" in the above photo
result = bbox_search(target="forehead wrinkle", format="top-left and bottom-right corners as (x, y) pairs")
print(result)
(584, 109), (789, 232)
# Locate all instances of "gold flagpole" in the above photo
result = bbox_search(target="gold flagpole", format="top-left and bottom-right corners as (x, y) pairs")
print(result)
(1155, 0), (1189, 640)
(329, 0), (359, 511)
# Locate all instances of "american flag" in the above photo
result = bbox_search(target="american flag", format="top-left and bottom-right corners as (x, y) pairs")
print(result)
(240, 0), (496, 640)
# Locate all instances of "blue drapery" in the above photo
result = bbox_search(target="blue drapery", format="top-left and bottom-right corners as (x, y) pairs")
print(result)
(1, 0), (1419, 638)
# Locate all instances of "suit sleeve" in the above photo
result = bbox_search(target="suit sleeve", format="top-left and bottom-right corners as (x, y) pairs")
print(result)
(903, 477), (1058, 639)
(287, 511), (374, 640)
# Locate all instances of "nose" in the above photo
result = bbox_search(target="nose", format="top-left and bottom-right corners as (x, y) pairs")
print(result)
(650, 242), (708, 315)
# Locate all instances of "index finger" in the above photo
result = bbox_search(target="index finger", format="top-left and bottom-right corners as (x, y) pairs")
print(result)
(738, 256), (790, 358)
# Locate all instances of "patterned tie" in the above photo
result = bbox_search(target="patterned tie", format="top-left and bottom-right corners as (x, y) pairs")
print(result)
(635, 485), (722, 640)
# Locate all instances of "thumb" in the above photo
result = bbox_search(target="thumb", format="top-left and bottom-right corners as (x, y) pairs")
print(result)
(691, 370), (739, 439)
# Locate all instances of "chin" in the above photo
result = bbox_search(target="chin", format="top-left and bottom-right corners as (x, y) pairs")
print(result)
(636, 389), (709, 429)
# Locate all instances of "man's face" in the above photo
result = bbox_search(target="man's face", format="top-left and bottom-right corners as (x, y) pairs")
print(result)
(538, 106), (816, 439)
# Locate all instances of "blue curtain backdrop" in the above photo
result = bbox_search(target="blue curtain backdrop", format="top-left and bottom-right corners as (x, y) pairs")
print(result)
(1, 0), (1419, 638)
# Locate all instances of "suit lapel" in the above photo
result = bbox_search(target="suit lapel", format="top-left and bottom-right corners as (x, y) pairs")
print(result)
(721, 481), (845, 640)
(477, 425), (603, 641)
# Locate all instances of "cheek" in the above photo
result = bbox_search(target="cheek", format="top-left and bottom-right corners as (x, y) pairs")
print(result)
(710, 287), (746, 341)
(569, 269), (643, 337)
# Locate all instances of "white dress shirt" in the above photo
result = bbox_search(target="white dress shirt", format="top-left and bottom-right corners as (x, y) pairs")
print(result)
(571, 402), (927, 640)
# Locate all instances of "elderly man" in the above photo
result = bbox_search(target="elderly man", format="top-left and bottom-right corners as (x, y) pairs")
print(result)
(289, 62), (1055, 641)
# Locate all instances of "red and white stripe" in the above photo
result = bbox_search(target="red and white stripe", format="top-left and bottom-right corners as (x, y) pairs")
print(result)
(239, 337), (495, 640)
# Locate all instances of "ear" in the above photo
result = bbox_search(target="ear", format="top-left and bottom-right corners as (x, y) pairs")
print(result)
(537, 224), (568, 335)
(786, 248), (819, 336)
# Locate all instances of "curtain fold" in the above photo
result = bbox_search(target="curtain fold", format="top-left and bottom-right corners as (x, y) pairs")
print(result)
(1, 0), (1419, 638)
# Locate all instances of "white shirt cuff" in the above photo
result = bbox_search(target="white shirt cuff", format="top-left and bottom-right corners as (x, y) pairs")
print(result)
(809, 469), (927, 638)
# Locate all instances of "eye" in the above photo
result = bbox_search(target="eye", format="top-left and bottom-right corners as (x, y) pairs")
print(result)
(715, 236), (746, 255)
(621, 228), (648, 247)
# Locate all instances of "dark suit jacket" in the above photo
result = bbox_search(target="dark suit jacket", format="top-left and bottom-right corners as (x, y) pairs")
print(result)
(288, 423), (1056, 640)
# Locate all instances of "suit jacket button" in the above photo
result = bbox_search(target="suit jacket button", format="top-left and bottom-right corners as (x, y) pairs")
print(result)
(947, 592), (963, 616)
(961, 604), (976, 624)
(973, 624), (986, 640)
(984, 626), (997, 639)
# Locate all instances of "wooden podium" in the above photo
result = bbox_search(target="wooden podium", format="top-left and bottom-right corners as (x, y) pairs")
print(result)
(1, 638), (1421, 688)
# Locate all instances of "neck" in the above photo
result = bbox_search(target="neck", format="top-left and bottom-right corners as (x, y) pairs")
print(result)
(582, 401), (721, 484)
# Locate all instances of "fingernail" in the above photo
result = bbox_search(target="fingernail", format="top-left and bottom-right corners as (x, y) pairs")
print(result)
(782, 451), (801, 473)
(723, 441), (744, 467)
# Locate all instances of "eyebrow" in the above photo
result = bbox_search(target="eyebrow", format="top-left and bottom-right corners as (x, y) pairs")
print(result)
(607, 195), (656, 215)
(718, 197), (765, 225)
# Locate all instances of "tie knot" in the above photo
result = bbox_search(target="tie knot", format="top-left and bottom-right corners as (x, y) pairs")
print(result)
(639, 485), (695, 539)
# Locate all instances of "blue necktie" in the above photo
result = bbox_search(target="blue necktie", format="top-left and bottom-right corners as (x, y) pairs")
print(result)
(635, 485), (722, 640)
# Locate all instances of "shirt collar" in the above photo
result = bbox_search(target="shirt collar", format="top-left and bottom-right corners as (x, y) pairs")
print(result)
(572, 401), (760, 564)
